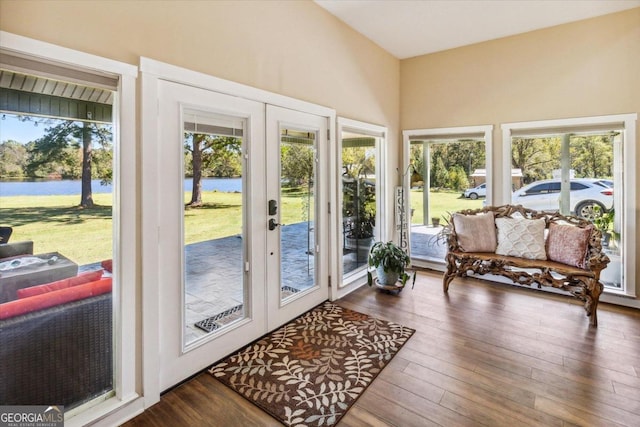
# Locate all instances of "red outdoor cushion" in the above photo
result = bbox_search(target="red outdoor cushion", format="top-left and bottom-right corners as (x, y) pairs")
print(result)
(0, 278), (112, 320)
(16, 270), (103, 299)
(101, 259), (112, 273)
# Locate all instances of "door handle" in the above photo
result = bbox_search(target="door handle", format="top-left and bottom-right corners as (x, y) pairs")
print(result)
(269, 218), (280, 231)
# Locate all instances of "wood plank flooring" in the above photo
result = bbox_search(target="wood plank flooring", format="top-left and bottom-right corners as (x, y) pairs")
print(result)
(123, 271), (640, 426)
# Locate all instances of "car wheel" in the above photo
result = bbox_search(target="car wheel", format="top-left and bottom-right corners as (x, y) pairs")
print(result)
(575, 201), (605, 220)
(469, 192), (478, 200)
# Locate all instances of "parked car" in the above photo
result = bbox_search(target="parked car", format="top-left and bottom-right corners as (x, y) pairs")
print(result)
(512, 178), (613, 219)
(463, 183), (486, 199)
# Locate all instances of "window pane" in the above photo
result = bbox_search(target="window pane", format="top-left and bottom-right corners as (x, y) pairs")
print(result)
(183, 109), (246, 345)
(410, 139), (485, 262)
(280, 129), (316, 297)
(0, 68), (115, 410)
(511, 133), (622, 290)
(342, 135), (376, 276)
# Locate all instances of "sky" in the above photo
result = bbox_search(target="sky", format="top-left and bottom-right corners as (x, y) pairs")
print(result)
(0, 114), (48, 144)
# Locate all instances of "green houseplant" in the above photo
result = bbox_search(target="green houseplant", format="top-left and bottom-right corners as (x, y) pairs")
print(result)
(367, 241), (411, 288)
(592, 206), (618, 249)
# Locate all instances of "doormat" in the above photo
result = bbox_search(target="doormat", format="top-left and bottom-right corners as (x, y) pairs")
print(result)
(208, 301), (415, 426)
(195, 304), (244, 333)
(195, 287), (301, 333)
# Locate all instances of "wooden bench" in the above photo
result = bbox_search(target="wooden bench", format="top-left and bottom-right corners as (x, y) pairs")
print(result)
(443, 205), (610, 326)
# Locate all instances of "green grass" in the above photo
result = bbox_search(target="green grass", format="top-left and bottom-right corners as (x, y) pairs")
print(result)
(1, 188), (478, 265)
(1, 193), (114, 265)
(2, 188), (314, 265)
(410, 189), (484, 225)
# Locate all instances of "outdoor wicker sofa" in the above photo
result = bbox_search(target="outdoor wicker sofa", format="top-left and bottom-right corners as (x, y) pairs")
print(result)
(0, 285), (112, 408)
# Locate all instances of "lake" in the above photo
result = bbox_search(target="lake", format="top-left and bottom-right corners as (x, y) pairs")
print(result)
(0, 177), (243, 197)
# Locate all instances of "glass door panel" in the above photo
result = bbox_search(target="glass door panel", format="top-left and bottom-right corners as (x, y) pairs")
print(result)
(183, 109), (246, 345)
(341, 135), (377, 276)
(279, 130), (316, 299)
(266, 105), (328, 330)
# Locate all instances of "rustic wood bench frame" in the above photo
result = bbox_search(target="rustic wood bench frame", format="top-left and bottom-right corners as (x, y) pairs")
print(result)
(443, 205), (610, 326)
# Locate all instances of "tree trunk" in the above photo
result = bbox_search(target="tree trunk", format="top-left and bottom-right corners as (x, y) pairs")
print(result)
(80, 122), (94, 208)
(189, 134), (204, 207)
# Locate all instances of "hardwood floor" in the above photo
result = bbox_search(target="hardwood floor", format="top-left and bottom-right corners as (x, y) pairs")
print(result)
(123, 271), (640, 426)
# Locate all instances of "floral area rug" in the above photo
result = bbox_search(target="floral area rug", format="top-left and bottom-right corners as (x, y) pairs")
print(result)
(208, 301), (414, 426)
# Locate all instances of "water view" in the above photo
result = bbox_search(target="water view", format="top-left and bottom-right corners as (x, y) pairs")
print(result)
(0, 177), (242, 197)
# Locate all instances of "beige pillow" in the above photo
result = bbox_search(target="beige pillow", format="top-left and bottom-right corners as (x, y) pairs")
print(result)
(452, 211), (497, 252)
(546, 223), (592, 268)
(495, 217), (547, 260)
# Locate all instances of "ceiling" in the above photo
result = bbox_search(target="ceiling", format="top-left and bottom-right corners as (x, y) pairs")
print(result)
(314, 0), (640, 59)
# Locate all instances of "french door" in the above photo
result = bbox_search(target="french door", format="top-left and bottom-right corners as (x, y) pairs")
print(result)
(155, 81), (328, 391)
(266, 105), (329, 330)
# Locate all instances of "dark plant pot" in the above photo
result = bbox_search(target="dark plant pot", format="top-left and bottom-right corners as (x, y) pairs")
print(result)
(431, 217), (440, 227)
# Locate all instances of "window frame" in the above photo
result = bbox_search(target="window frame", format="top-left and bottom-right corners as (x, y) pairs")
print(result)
(501, 114), (637, 300)
(0, 31), (141, 425)
(334, 117), (387, 298)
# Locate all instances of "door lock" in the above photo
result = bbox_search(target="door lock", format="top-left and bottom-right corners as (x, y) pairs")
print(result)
(268, 199), (278, 216)
(269, 218), (280, 231)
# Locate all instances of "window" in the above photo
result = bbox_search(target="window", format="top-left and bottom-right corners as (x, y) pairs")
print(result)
(0, 31), (138, 423)
(337, 118), (386, 290)
(502, 114), (637, 297)
(402, 126), (492, 267)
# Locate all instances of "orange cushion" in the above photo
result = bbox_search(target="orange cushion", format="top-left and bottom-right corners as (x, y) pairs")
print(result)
(16, 270), (103, 299)
(0, 278), (112, 320)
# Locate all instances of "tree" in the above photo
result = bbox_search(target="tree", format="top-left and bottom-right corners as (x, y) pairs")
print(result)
(570, 135), (613, 178)
(281, 142), (315, 186)
(26, 119), (112, 207)
(511, 137), (559, 183)
(184, 134), (242, 207)
(0, 140), (28, 178)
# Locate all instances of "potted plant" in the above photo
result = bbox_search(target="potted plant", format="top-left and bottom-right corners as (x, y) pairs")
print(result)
(343, 177), (376, 257)
(367, 241), (411, 289)
(592, 206), (618, 249)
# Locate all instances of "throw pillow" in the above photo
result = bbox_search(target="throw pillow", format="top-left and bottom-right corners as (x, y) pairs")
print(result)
(546, 222), (592, 269)
(495, 217), (547, 260)
(452, 211), (497, 252)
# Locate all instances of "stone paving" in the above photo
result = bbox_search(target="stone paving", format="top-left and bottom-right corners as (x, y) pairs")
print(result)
(184, 221), (317, 343)
(410, 225), (447, 261)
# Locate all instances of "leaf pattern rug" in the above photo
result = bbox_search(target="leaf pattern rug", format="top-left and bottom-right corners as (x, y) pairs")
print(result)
(208, 301), (415, 426)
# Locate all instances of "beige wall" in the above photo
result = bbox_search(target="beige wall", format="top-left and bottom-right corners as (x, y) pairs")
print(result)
(401, 8), (640, 298)
(0, 0), (399, 147)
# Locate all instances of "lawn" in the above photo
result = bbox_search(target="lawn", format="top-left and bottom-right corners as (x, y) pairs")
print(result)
(1, 188), (480, 265)
(1, 188), (313, 266)
(410, 189), (484, 225)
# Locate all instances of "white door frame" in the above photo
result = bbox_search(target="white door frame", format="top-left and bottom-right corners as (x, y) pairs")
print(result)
(140, 57), (336, 408)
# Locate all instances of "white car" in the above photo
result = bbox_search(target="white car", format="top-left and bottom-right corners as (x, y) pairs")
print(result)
(463, 183), (486, 199)
(512, 178), (613, 219)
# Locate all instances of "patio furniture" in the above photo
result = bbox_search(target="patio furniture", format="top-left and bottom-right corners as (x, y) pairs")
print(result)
(0, 290), (112, 408)
(0, 252), (78, 303)
(0, 226), (12, 243)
